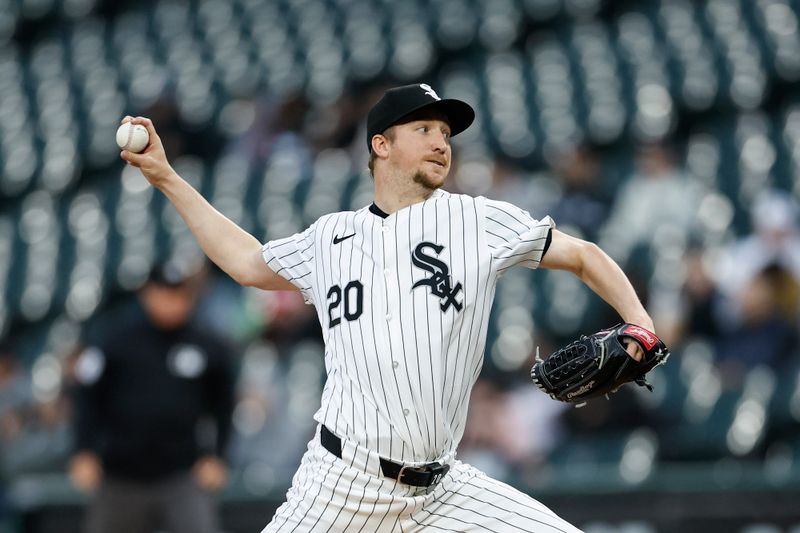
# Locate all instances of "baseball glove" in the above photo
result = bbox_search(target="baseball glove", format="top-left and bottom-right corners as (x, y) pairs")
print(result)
(531, 323), (669, 405)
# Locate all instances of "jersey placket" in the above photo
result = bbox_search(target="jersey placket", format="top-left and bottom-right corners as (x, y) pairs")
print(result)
(379, 218), (402, 374)
(380, 221), (395, 323)
(378, 215), (421, 454)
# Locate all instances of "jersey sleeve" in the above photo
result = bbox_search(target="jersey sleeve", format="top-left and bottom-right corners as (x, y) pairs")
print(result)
(484, 198), (555, 272)
(261, 223), (317, 304)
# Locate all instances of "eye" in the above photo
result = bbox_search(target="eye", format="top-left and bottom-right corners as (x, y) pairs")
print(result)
(417, 125), (429, 133)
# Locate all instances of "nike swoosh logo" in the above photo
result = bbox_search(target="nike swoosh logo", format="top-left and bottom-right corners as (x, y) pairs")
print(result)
(333, 233), (356, 245)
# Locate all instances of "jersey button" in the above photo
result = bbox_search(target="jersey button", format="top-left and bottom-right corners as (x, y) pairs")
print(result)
(383, 268), (390, 277)
(385, 313), (391, 321)
(403, 409), (409, 416)
(392, 361), (399, 368)
(382, 226), (390, 233)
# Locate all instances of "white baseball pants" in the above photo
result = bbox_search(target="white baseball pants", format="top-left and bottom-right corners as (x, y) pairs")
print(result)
(262, 426), (582, 533)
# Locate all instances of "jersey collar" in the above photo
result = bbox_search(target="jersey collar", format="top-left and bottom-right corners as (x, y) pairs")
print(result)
(368, 203), (389, 219)
(368, 189), (448, 219)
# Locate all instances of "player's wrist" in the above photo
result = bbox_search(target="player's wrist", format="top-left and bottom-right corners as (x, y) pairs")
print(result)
(623, 316), (655, 333)
(149, 165), (179, 191)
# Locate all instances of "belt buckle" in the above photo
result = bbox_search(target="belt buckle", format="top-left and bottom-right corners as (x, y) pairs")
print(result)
(398, 462), (449, 487)
(397, 464), (413, 484)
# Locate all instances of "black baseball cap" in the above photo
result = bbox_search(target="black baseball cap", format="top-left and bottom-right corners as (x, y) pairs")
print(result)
(146, 261), (192, 288)
(366, 84), (475, 150)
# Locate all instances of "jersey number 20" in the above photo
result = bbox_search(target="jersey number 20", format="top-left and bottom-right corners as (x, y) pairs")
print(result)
(327, 281), (364, 328)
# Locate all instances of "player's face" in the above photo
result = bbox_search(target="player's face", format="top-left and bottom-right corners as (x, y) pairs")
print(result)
(387, 113), (452, 190)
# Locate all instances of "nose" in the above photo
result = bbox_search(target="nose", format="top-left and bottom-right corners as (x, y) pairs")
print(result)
(430, 131), (448, 153)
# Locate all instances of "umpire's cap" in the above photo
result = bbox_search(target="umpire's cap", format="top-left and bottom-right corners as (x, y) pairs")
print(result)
(146, 261), (193, 288)
(366, 84), (475, 150)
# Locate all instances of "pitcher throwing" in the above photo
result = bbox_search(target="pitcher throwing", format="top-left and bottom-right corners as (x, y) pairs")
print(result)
(121, 83), (655, 532)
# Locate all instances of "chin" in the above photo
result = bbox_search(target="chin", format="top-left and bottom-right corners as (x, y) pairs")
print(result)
(413, 169), (447, 190)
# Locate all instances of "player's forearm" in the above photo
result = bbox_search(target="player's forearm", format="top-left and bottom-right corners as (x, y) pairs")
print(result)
(575, 242), (654, 330)
(157, 170), (263, 286)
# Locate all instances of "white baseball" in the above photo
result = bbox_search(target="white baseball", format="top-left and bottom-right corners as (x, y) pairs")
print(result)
(116, 122), (150, 153)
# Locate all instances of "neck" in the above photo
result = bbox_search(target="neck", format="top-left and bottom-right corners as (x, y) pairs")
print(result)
(373, 170), (439, 214)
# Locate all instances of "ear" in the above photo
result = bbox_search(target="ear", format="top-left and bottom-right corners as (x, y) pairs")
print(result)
(371, 134), (391, 159)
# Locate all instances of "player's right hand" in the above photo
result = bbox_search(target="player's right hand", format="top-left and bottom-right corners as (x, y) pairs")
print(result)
(68, 451), (104, 493)
(119, 116), (175, 189)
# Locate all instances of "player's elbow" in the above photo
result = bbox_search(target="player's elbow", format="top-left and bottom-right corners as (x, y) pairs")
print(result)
(231, 270), (255, 287)
(231, 266), (265, 288)
(234, 256), (295, 291)
(218, 258), (257, 287)
(230, 249), (272, 288)
(540, 230), (601, 275)
(571, 240), (603, 279)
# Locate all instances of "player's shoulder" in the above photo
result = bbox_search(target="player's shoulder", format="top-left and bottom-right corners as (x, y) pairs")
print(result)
(479, 195), (522, 212)
(313, 207), (369, 229)
(480, 196), (546, 222)
(434, 190), (518, 211)
(298, 207), (374, 243)
(430, 189), (482, 209)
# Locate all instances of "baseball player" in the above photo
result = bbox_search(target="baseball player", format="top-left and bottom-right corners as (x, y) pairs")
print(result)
(120, 83), (654, 532)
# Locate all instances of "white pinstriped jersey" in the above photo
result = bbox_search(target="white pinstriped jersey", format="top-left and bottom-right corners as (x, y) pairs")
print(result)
(262, 189), (554, 465)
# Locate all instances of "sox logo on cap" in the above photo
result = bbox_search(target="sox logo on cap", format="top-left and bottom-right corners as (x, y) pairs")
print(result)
(419, 83), (440, 100)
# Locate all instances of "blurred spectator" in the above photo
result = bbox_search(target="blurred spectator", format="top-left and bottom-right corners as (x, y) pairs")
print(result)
(303, 91), (363, 151)
(716, 189), (800, 310)
(458, 380), (515, 480)
(227, 289), (323, 486)
(233, 91), (314, 166)
(1, 395), (71, 478)
(599, 143), (702, 263)
(560, 387), (649, 435)
(0, 488), (6, 533)
(715, 264), (799, 388)
(1, 342), (74, 530)
(0, 341), (28, 533)
(0, 346), (58, 478)
(0, 343), (31, 450)
(676, 246), (725, 343)
(550, 145), (611, 240)
(459, 378), (566, 481)
(144, 96), (225, 162)
(240, 287), (322, 349)
(69, 262), (235, 533)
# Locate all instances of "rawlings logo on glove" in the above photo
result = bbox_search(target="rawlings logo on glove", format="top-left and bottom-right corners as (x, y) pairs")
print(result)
(531, 323), (670, 405)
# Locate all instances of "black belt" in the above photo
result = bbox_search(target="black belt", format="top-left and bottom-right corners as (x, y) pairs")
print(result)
(320, 425), (450, 488)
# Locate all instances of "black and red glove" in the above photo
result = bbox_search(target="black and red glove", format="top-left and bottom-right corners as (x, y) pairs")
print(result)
(531, 323), (670, 405)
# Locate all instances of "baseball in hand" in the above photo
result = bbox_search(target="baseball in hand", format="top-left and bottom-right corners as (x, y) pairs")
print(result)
(116, 122), (149, 153)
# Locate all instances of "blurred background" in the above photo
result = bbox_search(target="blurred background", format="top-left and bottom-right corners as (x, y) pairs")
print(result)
(1, 0), (800, 531)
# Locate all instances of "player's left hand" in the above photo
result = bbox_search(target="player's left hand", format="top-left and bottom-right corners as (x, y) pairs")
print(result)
(531, 323), (670, 405)
(625, 341), (644, 362)
(192, 455), (228, 491)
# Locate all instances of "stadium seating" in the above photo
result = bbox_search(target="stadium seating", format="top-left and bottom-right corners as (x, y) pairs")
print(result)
(2, 0), (800, 500)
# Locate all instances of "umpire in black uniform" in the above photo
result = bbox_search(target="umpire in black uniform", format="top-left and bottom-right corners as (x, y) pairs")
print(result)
(69, 262), (235, 533)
